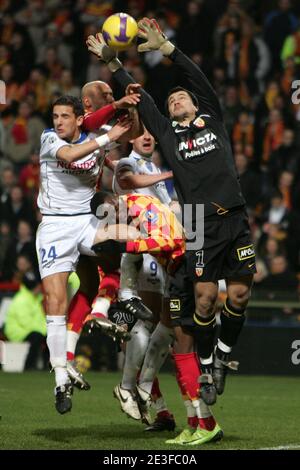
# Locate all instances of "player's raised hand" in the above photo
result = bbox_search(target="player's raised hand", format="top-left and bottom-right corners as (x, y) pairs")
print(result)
(137, 18), (174, 56)
(125, 83), (142, 96)
(86, 33), (116, 62)
(108, 116), (133, 141)
(86, 32), (123, 72)
(114, 93), (140, 109)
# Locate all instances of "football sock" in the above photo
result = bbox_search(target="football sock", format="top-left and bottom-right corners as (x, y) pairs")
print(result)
(153, 397), (168, 415)
(217, 339), (232, 355)
(119, 253), (143, 300)
(194, 312), (216, 361)
(184, 399), (198, 429)
(91, 297), (111, 318)
(66, 330), (79, 361)
(67, 291), (91, 361)
(67, 290), (90, 334)
(121, 319), (153, 390)
(47, 315), (68, 386)
(173, 352), (200, 401)
(219, 299), (245, 348)
(96, 270), (119, 303)
(138, 322), (174, 394)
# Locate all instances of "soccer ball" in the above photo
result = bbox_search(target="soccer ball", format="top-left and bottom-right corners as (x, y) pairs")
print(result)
(102, 12), (138, 51)
(75, 355), (91, 374)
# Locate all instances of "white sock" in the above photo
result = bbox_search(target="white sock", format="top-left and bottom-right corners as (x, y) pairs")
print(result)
(138, 322), (174, 394)
(191, 399), (201, 418)
(153, 396), (168, 414)
(121, 319), (153, 390)
(66, 330), (79, 357)
(119, 253), (142, 300)
(91, 297), (111, 317)
(200, 355), (213, 365)
(46, 315), (68, 387)
(199, 398), (212, 418)
(217, 339), (232, 354)
(191, 398), (212, 419)
(184, 399), (196, 418)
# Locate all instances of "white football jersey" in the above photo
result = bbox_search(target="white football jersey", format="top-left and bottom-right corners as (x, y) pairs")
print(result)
(37, 128), (109, 215)
(113, 150), (171, 205)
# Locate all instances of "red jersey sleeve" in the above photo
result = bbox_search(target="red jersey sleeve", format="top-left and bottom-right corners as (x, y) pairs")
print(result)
(82, 104), (116, 131)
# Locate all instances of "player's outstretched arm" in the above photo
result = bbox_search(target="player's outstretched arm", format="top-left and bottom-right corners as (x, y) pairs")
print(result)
(117, 168), (173, 190)
(117, 108), (143, 142)
(56, 118), (132, 163)
(137, 17), (175, 55)
(82, 92), (139, 132)
(137, 18), (222, 120)
(86, 33), (170, 141)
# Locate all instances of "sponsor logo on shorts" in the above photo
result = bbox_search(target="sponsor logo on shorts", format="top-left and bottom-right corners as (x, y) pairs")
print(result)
(42, 260), (55, 269)
(170, 299), (180, 311)
(237, 244), (255, 261)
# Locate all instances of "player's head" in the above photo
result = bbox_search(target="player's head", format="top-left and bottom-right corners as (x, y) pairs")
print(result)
(81, 80), (114, 112)
(166, 87), (199, 122)
(90, 191), (119, 222)
(52, 95), (84, 141)
(130, 125), (155, 158)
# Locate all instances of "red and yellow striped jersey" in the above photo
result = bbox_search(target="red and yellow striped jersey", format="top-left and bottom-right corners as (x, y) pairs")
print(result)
(122, 194), (185, 271)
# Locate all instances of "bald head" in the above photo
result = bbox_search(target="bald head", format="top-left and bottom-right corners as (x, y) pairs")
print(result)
(81, 80), (114, 112)
(81, 81), (106, 98)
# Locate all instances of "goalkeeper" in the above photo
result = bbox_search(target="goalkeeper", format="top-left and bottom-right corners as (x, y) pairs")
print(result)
(86, 19), (255, 446)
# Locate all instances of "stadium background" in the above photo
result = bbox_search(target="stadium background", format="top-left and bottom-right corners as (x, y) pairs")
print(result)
(0, 0), (300, 451)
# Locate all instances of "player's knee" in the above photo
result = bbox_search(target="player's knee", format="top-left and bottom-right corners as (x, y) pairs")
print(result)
(195, 293), (217, 318)
(45, 291), (67, 314)
(229, 286), (250, 309)
(173, 327), (194, 353)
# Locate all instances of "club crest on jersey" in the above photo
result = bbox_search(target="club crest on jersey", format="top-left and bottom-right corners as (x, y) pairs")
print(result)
(145, 209), (158, 223)
(193, 117), (205, 128)
(195, 267), (203, 277)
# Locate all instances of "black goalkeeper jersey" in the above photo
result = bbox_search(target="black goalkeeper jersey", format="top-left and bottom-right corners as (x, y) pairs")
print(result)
(114, 48), (245, 219)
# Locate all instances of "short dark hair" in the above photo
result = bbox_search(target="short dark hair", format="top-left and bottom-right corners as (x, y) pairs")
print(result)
(90, 191), (110, 217)
(52, 95), (84, 117)
(165, 86), (199, 115)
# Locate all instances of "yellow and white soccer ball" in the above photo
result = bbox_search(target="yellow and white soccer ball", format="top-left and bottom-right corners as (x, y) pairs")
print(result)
(102, 12), (138, 51)
(75, 355), (91, 374)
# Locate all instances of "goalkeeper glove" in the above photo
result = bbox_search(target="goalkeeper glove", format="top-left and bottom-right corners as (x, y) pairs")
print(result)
(86, 33), (122, 73)
(137, 18), (175, 56)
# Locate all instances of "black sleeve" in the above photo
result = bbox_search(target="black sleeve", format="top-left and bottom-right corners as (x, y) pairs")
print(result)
(114, 68), (171, 142)
(169, 48), (223, 120)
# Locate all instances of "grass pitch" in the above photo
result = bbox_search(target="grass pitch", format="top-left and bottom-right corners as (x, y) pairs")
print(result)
(0, 371), (299, 450)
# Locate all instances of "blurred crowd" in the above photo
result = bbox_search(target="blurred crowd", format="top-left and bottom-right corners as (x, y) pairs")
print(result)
(1, 0), (300, 302)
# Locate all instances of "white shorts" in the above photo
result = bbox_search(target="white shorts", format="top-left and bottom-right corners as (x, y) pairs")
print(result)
(36, 214), (101, 279)
(137, 254), (166, 295)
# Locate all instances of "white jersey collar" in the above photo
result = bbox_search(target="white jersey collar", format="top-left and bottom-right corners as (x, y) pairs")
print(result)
(130, 150), (152, 161)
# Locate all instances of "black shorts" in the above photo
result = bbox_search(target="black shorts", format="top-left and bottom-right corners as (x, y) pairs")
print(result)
(169, 208), (256, 328)
(169, 262), (195, 329)
(186, 207), (256, 282)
